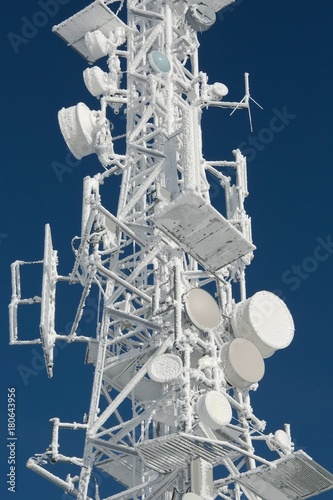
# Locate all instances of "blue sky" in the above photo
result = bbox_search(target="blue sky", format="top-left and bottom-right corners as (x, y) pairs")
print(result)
(1, 0), (333, 499)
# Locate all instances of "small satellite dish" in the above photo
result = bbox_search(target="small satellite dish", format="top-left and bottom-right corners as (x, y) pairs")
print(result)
(148, 354), (182, 383)
(221, 338), (265, 388)
(197, 390), (232, 429)
(212, 82), (229, 98)
(83, 66), (109, 97)
(231, 291), (294, 358)
(186, 3), (216, 32)
(274, 430), (291, 449)
(58, 103), (96, 160)
(148, 51), (171, 74)
(184, 288), (221, 330)
(85, 30), (108, 61)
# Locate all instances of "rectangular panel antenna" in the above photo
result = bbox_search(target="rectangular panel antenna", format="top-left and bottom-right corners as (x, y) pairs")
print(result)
(153, 191), (255, 272)
(40, 224), (58, 377)
(52, 0), (129, 63)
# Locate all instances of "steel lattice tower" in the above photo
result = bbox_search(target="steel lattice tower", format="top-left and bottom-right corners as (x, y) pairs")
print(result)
(9, 1), (333, 499)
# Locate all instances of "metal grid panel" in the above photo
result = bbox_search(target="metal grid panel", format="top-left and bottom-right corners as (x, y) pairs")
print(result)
(237, 451), (333, 500)
(153, 192), (255, 272)
(136, 433), (238, 473)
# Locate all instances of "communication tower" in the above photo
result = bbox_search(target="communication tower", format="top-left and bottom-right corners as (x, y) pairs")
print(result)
(9, 1), (333, 499)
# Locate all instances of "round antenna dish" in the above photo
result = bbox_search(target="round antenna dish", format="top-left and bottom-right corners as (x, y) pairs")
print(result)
(85, 30), (108, 61)
(231, 291), (294, 358)
(221, 338), (265, 388)
(184, 288), (220, 330)
(148, 51), (171, 74)
(186, 3), (216, 32)
(148, 354), (182, 383)
(58, 103), (96, 160)
(83, 67), (109, 97)
(197, 391), (232, 429)
(212, 82), (229, 98)
(274, 430), (292, 451)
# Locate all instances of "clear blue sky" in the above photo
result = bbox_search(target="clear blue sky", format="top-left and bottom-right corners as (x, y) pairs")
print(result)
(1, 1), (333, 499)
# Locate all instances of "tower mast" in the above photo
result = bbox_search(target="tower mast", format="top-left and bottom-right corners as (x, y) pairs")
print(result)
(9, 1), (333, 499)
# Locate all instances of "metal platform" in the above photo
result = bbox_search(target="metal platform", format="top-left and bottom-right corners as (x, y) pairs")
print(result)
(153, 191), (255, 272)
(135, 433), (240, 473)
(236, 450), (333, 500)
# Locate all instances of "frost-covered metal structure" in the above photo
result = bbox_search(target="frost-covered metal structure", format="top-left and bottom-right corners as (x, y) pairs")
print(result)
(9, 1), (333, 499)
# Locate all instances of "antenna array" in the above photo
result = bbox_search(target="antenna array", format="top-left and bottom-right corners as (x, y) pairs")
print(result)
(9, 1), (333, 499)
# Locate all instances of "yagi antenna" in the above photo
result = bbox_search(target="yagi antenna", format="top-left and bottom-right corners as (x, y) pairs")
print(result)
(230, 72), (263, 132)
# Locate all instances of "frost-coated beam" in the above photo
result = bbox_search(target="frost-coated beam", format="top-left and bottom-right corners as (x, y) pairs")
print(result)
(26, 459), (84, 498)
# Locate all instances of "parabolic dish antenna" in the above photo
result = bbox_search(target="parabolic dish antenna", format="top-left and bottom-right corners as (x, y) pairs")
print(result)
(231, 291), (294, 358)
(83, 66), (108, 97)
(58, 102), (96, 160)
(221, 338), (265, 388)
(197, 390), (232, 429)
(212, 82), (229, 98)
(148, 354), (182, 383)
(184, 288), (220, 330)
(149, 51), (171, 74)
(186, 3), (216, 32)
(274, 430), (291, 449)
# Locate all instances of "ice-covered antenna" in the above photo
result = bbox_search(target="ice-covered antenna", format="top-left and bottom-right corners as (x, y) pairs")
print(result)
(230, 72), (263, 132)
(9, 1), (333, 499)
